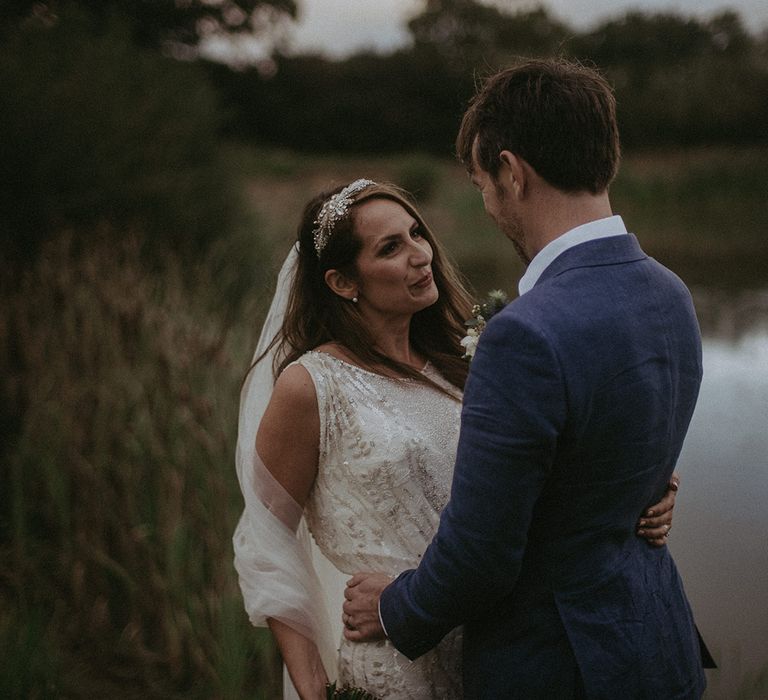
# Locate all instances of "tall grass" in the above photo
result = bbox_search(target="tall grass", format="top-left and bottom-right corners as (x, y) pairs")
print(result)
(0, 233), (281, 697)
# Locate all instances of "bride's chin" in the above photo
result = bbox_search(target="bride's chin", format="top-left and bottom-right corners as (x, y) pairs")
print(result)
(415, 290), (439, 311)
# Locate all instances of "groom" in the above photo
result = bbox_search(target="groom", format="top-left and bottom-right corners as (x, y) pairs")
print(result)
(343, 59), (708, 698)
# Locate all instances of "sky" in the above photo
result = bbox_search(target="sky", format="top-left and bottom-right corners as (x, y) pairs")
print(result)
(284, 0), (768, 58)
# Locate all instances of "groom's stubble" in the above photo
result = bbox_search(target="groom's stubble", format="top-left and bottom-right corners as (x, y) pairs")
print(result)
(494, 181), (530, 266)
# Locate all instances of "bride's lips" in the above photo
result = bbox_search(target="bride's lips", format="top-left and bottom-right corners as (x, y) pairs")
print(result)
(411, 272), (433, 289)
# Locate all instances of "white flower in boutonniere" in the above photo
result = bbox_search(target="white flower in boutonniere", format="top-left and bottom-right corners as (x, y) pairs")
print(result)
(461, 289), (510, 360)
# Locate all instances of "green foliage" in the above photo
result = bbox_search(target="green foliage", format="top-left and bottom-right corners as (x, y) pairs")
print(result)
(0, 232), (280, 697)
(208, 49), (471, 155)
(395, 153), (442, 202)
(326, 681), (381, 699)
(0, 7), (246, 260)
(409, 1), (570, 70)
(210, 3), (768, 155)
(0, 0), (297, 49)
(0, 604), (60, 698)
(571, 10), (768, 147)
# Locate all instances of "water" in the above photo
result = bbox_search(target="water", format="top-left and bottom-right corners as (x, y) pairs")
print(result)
(670, 291), (768, 698)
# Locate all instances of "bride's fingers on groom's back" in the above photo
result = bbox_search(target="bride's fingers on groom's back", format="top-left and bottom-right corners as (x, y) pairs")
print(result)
(638, 504), (674, 531)
(646, 490), (676, 518)
(644, 473), (681, 519)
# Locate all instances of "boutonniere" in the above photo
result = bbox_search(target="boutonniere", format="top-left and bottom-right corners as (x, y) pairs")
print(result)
(461, 289), (510, 360)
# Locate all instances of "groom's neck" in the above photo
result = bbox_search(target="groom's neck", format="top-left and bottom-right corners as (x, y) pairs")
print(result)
(525, 189), (613, 257)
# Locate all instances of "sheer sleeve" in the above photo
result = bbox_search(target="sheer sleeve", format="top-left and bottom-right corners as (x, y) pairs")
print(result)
(232, 450), (339, 679)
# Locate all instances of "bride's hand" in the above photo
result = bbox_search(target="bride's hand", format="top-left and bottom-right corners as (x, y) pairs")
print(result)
(636, 472), (680, 547)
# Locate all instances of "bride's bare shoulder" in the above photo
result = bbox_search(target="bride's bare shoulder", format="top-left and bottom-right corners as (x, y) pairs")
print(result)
(272, 363), (315, 410)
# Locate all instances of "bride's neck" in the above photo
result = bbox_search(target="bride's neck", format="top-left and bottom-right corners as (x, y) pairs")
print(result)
(368, 317), (422, 369)
(375, 336), (421, 369)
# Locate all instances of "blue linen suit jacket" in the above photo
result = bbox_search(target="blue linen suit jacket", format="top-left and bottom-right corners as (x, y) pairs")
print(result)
(380, 234), (707, 699)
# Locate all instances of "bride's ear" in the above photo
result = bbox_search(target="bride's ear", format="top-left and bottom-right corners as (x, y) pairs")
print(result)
(324, 269), (358, 302)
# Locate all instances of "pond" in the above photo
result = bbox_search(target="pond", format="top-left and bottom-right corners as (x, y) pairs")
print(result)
(671, 289), (768, 698)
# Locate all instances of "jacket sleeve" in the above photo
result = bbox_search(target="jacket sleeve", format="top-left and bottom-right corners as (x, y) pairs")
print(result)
(379, 308), (567, 659)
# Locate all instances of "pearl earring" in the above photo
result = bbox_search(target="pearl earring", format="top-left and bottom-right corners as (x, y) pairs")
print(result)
(352, 296), (358, 304)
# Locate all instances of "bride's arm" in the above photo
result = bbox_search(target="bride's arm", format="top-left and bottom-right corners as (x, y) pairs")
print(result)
(256, 364), (328, 699)
(267, 618), (328, 699)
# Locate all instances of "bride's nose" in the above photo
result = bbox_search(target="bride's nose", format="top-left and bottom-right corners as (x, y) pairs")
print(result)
(409, 242), (431, 267)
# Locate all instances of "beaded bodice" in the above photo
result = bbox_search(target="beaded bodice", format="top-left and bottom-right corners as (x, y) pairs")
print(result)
(295, 351), (462, 576)
(292, 350), (464, 699)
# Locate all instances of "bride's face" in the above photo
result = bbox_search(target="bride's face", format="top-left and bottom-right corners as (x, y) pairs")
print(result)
(350, 198), (438, 319)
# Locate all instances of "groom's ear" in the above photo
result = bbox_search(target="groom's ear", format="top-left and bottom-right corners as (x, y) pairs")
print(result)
(498, 150), (527, 199)
(324, 269), (357, 301)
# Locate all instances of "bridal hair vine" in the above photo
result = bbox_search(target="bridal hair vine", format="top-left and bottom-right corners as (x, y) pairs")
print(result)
(312, 179), (376, 256)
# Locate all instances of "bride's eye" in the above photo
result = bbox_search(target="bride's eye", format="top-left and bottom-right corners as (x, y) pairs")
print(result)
(410, 226), (423, 239)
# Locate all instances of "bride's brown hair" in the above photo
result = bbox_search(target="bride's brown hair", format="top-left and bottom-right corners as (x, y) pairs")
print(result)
(259, 181), (473, 392)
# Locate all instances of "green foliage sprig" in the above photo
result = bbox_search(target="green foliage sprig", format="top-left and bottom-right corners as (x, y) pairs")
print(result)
(461, 289), (510, 359)
(326, 681), (381, 700)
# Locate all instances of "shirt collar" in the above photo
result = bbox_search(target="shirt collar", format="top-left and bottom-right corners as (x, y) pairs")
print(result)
(518, 215), (628, 296)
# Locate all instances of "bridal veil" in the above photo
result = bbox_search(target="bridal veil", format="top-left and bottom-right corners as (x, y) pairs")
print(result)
(233, 243), (346, 697)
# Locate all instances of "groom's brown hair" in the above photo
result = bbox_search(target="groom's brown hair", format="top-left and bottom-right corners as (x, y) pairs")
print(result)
(457, 58), (620, 194)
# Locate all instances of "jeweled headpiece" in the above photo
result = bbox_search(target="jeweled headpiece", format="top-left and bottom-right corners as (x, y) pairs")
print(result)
(312, 179), (376, 256)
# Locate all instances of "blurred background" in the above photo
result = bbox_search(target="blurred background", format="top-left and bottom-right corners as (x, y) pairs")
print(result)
(1, 1), (766, 697)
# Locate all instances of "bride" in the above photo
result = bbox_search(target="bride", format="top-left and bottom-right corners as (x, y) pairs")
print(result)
(233, 179), (678, 699)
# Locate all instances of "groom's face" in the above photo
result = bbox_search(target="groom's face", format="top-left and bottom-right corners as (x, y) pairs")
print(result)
(470, 144), (529, 264)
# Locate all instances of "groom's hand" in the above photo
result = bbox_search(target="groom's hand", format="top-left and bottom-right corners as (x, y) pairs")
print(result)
(342, 572), (393, 642)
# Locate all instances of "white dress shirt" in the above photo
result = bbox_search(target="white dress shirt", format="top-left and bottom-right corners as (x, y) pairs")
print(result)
(518, 215), (629, 296)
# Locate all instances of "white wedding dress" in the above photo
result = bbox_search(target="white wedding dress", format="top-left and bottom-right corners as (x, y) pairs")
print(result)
(233, 246), (463, 699)
(295, 351), (463, 699)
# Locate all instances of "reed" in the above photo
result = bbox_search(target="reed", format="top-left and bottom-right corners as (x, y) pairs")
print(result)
(0, 232), (280, 697)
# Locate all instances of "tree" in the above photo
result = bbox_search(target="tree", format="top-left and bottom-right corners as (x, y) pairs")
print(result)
(567, 10), (766, 146)
(571, 11), (753, 78)
(0, 7), (248, 258)
(408, 0), (569, 70)
(0, 0), (297, 52)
